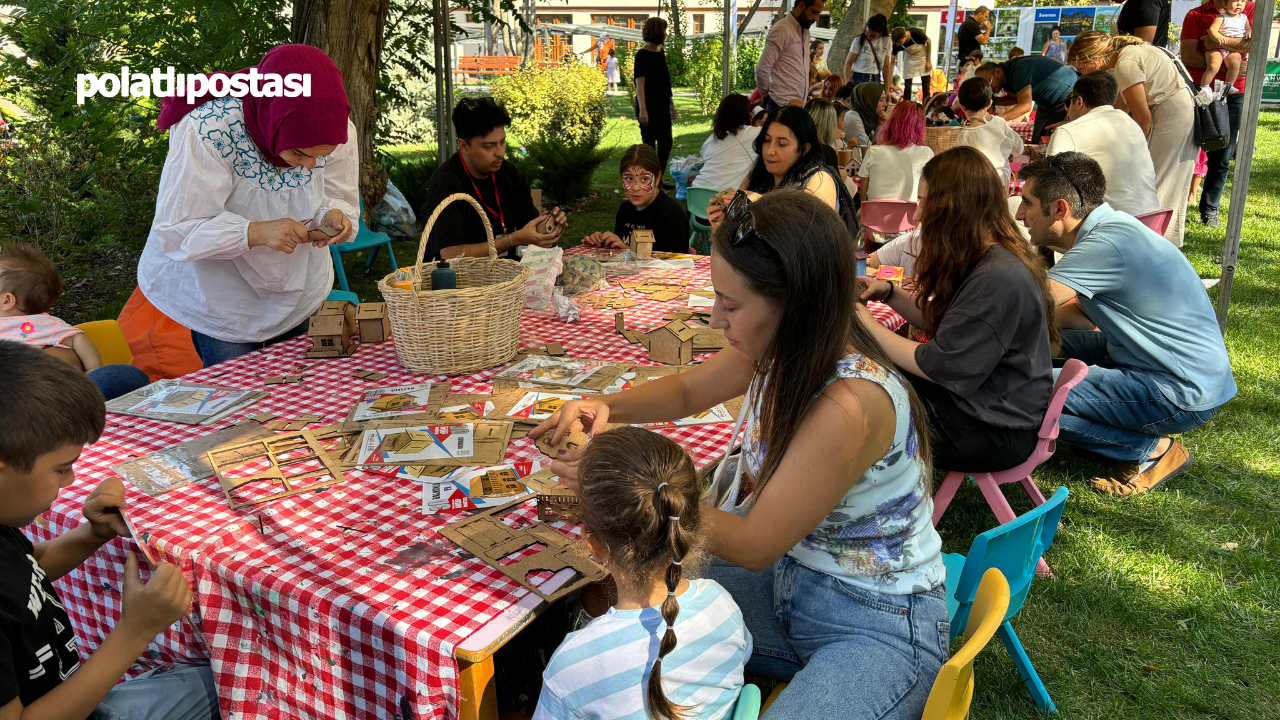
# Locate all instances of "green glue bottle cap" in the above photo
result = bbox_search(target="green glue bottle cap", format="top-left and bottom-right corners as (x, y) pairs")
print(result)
(431, 259), (457, 290)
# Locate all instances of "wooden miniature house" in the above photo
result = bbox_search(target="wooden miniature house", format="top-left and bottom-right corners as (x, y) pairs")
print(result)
(305, 300), (357, 358)
(629, 229), (655, 259)
(647, 320), (698, 366)
(355, 302), (391, 343)
(475, 468), (524, 498)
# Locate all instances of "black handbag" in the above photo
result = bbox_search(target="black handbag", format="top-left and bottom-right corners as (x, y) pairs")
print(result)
(1160, 47), (1230, 152)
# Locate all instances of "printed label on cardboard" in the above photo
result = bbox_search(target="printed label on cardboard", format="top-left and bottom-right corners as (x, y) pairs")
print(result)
(505, 392), (584, 420)
(126, 386), (256, 419)
(357, 423), (474, 465)
(637, 403), (735, 428)
(437, 402), (495, 421)
(495, 356), (606, 388)
(351, 382), (437, 421)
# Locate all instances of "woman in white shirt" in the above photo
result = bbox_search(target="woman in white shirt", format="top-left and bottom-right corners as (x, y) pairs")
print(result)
(692, 94), (762, 191)
(843, 13), (893, 85)
(955, 76), (1024, 185)
(140, 45), (359, 367)
(857, 100), (935, 202)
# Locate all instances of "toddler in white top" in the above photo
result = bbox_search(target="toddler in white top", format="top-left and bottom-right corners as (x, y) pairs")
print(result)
(1204, 0), (1251, 93)
(954, 76), (1024, 186)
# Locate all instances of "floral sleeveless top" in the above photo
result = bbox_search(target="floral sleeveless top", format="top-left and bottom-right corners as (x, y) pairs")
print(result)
(742, 354), (946, 595)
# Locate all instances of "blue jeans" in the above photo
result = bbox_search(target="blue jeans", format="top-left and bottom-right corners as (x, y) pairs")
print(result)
(88, 364), (151, 400)
(1057, 330), (1222, 463)
(190, 318), (310, 368)
(850, 71), (881, 85)
(705, 556), (950, 720)
(92, 664), (219, 720)
(1200, 91), (1244, 216)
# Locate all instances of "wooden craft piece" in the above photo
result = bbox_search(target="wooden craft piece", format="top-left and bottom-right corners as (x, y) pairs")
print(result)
(693, 327), (728, 351)
(664, 311), (695, 322)
(628, 229), (655, 259)
(486, 390), (584, 425)
(491, 378), (604, 395)
(264, 421), (290, 431)
(494, 356), (634, 392)
(344, 419), (514, 468)
(545, 343), (565, 356)
(649, 290), (682, 303)
(281, 414), (324, 432)
(247, 413), (279, 423)
(355, 302), (391, 343)
(473, 468), (526, 498)
(537, 494), (581, 523)
(620, 330), (642, 344)
(263, 375), (307, 385)
(352, 370), (389, 382)
(112, 423), (276, 497)
(632, 365), (694, 385)
(208, 430), (348, 510)
(440, 498), (607, 603)
(618, 279), (644, 289)
(648, 320), (698, 366)
(305, 300), (358, 359)
(535, 429), (590, 459)
(610, 298), (640, 309)
(344, 382), (450, 423)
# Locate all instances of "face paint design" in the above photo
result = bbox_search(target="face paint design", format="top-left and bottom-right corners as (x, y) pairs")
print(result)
(622, 173), (655, 193)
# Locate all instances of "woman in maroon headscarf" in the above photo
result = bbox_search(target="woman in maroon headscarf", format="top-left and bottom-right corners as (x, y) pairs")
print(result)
(138, 44), (359, 366)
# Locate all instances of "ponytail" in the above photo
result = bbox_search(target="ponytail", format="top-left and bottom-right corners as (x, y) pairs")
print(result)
(647, 482), (693, 720)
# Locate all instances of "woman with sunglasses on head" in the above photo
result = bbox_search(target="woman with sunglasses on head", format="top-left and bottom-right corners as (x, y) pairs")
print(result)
(533, 188), (948, 720)
(582, 144), (689, 253)
(706, 106), (855, 235)
(859, 147), (1056, 473)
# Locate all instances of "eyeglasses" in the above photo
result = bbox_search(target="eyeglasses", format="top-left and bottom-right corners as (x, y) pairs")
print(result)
(1045, 155), (1083, 207)
(722, 191), (782, 257)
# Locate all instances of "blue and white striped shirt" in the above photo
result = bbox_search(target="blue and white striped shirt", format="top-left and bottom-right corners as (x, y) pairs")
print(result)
(533, 579), (752, 720)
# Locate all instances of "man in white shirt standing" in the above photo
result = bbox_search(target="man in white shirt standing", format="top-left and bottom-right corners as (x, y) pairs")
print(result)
(755, 0), (827, 111)
(1044, 71), (1161, 218)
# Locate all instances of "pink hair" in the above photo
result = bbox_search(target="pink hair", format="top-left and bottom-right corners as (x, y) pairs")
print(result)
(877, 101), (926, 149)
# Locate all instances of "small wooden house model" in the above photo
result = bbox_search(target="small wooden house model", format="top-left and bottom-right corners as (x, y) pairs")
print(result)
(355, 302), (391, 343)
(629, 229), (655, 259)
(474, 468), (525, 498)
(647, 319), (698, 366)
(305, 300), (357, 358)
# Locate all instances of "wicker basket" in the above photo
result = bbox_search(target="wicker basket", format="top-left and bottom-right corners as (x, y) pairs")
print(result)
(377, 193), (530, 376)
(925, 126), (962, 155)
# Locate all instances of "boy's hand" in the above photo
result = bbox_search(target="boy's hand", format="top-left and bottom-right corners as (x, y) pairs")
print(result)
(83, 478), (129, 542)
(120, 552), (191, 641)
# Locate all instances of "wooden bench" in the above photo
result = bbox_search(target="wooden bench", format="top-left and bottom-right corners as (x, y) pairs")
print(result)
(454, 56), (521, 83)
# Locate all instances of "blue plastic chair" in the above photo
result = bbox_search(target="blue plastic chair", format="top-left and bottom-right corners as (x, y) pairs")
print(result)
(325, 289), (360, 304)
(732, 683), (761, 720)
(943, 486), (1069, 714)
(686, 187), (718, 255)
(329, 198), (398, 293)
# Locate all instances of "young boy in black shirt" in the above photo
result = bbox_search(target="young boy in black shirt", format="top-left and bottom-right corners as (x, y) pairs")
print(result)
(582, 144), (689, 254)
(0, 341), (215, 720)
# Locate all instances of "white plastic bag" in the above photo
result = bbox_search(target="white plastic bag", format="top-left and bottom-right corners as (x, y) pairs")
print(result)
(520, 246), (564, 313)
(370, 180), (417, 240)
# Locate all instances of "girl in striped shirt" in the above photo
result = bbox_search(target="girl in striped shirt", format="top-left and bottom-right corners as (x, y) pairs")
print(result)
(534, 428), (752, 720)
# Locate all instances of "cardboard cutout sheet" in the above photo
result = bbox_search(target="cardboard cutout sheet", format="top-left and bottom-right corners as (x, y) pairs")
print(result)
(346, 382), (449, 422)
(494, 356), (633, 391)
(345, 419), (513, 468)
(208, 430), (348, 510)
(107, 380), (266, 425)
(112, 423), (275, 497)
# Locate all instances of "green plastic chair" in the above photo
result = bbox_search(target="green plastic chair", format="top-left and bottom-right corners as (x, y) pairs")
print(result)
(732, 683), (761, 720)
(686, 187), (719, 255)
(326, 289), (360, 304)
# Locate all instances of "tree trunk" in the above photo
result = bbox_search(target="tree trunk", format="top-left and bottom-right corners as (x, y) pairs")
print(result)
(830, 0), (895, 78)
(668, 0), (683, 37)
(293, 0), (390, 212)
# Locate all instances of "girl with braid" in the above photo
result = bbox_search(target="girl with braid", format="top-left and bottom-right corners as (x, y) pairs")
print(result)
(533, 427), (751, 720)
(532, 188), (947, 719)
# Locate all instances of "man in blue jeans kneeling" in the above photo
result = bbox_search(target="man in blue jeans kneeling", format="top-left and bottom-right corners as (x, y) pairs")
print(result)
(1015, 152), (1237, 495)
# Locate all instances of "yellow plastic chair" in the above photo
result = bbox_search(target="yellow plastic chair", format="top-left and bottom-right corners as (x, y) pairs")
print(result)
(759, 568), (1011, 719)
(75, 320), (133, 366)
(921, 568), (1012, 720)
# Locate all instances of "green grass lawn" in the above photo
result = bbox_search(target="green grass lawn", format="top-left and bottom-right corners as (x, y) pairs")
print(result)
(345, 101), (1280, 719)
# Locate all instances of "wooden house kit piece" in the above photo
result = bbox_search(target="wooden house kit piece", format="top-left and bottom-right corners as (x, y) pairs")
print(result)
(306, 300), (358, 358)
(628, 229), (655, 259)
(355, 302), (391, 343)
(647, 320), (698, 366)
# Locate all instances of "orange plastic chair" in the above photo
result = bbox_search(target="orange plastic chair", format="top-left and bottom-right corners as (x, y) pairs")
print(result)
(758, 569), (1011, 718)
(921, 568), (1012, 720)
(75, 320), (133, 366)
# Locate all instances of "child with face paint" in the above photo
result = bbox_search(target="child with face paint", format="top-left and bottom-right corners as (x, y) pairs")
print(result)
(582, 144), (691, 254)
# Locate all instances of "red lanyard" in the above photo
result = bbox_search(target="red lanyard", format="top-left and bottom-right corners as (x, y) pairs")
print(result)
(459, 154), (505, 231)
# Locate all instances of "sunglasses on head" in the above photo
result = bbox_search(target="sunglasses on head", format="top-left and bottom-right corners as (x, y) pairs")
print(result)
(1045, 155), (1083, 206)
(722, 191), (775, 251)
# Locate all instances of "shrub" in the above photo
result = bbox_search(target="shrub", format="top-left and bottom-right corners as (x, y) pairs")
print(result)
(518, 139), (610, 206)
(735, 38), (766, 92)
(686, 37), (724, 116)
(665, 35), (689, 87)
(493, 59), (608, 146)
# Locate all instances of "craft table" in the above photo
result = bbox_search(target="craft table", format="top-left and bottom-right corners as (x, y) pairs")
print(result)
(36, 251), (905, 720)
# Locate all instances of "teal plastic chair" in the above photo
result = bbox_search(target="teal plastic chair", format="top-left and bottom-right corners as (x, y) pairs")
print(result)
(731, 683), (761, 720)
(943, 486), (1069, 714)
(325, 289), (360, 304)
(686, 187), (719, 255)
(330, 198), (398, 292)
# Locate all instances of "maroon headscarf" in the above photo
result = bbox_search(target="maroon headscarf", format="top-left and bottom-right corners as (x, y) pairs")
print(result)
(157, 44), (350, 168)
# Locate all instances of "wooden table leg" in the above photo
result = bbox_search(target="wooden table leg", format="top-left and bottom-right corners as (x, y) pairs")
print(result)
(457, 655), (498, 720)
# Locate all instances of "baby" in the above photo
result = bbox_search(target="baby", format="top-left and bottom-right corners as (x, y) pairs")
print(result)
(1204, 0), (1250, 93)
(0, 241), (150, 398)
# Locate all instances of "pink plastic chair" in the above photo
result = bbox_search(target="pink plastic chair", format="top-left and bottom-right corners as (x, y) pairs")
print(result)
(932, 359), (1089, 576)
(861, 200), (918, 251)
(1134, 209), (1173, 236)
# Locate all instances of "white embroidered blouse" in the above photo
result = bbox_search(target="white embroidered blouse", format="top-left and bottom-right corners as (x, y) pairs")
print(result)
(137, 97), (359, 343)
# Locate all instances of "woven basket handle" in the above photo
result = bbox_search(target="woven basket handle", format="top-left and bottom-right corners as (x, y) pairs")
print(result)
(413, 192), (498, 281)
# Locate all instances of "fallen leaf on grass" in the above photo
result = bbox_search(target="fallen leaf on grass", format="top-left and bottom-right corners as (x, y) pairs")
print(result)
(1220, 542), (1239, 551)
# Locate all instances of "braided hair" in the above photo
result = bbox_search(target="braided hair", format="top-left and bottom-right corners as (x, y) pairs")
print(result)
(578, 427), (703, 720)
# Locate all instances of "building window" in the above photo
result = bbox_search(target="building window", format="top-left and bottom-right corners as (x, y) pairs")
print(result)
(693, 14), (705, 34)
(536, 14), (572, 25)
(321, 338), (334, 347)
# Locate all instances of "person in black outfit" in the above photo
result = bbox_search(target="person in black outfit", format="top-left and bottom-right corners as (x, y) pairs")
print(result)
(1117, 0), (1169, 47)
(582, 144), (689, 254)
(956, 6), (992, 63)
(857, 147), (1055, 472)
(418, 98), (566, 260)
(0, 341), (218, 718)
(634, 17), (677, 183)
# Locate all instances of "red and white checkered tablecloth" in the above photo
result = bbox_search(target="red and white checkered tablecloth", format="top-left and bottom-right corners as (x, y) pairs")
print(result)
(34, 252), (904, 720)
(1011, 121), (1036, 143)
